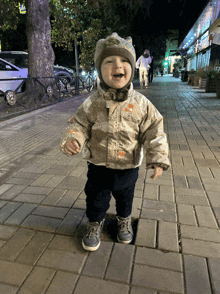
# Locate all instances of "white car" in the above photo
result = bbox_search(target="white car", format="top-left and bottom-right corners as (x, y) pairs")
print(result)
(0, 58), (28, 105)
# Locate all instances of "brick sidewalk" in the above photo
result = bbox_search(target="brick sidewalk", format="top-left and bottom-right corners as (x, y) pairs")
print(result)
(0, 76), (220, 293)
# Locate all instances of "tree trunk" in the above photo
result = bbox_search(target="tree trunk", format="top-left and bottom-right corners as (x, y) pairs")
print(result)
(26, 0), (55, 100)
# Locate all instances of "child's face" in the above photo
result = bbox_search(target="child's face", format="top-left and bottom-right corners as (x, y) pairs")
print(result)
(101, 55), (132, 89)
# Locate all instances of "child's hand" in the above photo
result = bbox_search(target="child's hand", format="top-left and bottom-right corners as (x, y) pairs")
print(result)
(64, 139), (80, 155)
(150, 165), (163, 180)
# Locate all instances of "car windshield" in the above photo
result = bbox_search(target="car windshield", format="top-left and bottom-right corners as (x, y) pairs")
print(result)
(0, 53), (28, 69)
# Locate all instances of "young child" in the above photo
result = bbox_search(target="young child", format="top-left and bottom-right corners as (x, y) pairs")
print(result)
(61, 33), (170, 251)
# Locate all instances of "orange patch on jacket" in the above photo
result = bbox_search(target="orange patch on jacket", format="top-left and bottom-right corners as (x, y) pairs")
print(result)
(125, 104), (134, 112)
(118, 151), (125, 159)
(68, 130), (77, 134)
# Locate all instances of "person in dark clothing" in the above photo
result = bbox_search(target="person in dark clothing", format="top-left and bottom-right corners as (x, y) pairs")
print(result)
(148, 56), (154, 83)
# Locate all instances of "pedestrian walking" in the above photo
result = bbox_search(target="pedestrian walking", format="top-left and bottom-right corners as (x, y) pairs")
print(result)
(136, 49), (152, 89)
(61, 33), (170, 252)
(148, 55), (154, 83)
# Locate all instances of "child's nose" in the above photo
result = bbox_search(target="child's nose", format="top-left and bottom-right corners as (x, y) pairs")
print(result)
(114, 60), (122, 68)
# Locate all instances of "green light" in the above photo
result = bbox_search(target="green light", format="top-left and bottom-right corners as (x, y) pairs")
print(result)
(163, 61), (168, 67)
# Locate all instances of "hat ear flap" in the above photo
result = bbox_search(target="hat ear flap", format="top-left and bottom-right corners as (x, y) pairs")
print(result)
(126, 36), (132, 44)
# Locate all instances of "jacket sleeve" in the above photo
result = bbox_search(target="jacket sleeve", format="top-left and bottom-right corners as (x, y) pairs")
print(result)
(139, 101), (170, 170)
(60, 98), (93, 155)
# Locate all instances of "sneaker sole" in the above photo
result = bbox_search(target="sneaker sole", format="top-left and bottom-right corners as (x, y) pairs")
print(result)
(82, 240), (101, 251)
(117, 236), (133, 244)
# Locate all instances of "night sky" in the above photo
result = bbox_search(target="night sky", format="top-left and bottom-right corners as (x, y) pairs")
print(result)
(138, 0), (210, 42)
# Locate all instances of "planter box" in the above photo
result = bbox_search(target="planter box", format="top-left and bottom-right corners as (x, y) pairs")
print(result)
(205, 78), (218, 93)
(188, 74), (195, 85)
(217, 78), (220, 99)
(194, 75), (200, 86)
(199, 77), (208, 89)
(181, 71), (188, 82)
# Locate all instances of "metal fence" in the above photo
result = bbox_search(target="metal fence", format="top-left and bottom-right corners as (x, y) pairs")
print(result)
(0, 74), (96, 114)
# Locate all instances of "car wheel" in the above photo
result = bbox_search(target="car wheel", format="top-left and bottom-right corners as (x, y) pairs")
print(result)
(5, 90), (17, 105)
(86, 76), (93, 92)
(57, 76), (70, 92)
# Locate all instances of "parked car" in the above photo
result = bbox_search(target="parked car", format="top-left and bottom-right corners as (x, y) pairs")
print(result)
(0, 51), (75, 89)
(0, 58), (28, 104)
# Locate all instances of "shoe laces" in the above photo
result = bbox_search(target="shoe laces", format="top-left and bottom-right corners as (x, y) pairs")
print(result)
(86, 222), (102, 238)
(117, 217), (131, 233)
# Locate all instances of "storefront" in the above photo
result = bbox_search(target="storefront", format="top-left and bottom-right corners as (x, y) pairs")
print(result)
(179, 0), (219, 71)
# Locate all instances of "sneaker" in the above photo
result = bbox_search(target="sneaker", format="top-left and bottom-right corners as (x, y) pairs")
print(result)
(116, 216), (133, 244)
(82, 220), (104, 251)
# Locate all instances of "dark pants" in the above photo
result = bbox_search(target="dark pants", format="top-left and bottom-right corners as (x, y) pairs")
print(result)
(148, 71), (153, 83)
(84, 163), (139, 223)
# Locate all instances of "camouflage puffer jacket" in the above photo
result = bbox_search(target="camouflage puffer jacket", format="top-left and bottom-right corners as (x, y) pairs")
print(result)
(61, 83), (170, 170)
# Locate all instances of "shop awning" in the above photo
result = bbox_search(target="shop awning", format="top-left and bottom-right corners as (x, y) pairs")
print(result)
(210, 17), (220, 34)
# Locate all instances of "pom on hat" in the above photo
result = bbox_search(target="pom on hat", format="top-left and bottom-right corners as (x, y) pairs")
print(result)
(94, 33), (136, 80)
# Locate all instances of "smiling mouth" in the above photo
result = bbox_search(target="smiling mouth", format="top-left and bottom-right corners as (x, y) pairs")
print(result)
(113, 74), (124, 78)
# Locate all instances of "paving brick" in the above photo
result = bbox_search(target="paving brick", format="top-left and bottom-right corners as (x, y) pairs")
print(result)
(195, 206), (218, 228)
(13, 193), (46, 204)
(213, 207), (220, 226)
(16, 232), (53, 265)
(21, 186), (53, 195)
(187, 176), (203, 189)
(5, 203), (37, 225)
(82, 241), (113, 278)
(21, 215), (62, 232)
(5, 177), (34, 185)
(132, 264), (184, 293)
(0, 202), (22, 223)
(158, 221), (179, 252)
(13, 171), (40, 180)
(48, 235), (83, 253)
(0, 225), (18, 239)
(18, 266), (55, 294)
(74, 276), (129, 294)
(0, 228), (35, 261)
(56, 208), (85, 235)
(30, 174), (53, 186)
(181, 225), (220, 243)
(208, 258), (220, 293)
(0, 200), (7, 208)
(0, 260), (32, 286)
(177, 204), (197, 225)
(32, 205), (68, 219)
(46, 271), (78, 294)
(130, 287), (156, 294)
(194, 158), (219, 168)
(0, 284), (18, 294)
(159, 185), (174, 202)
(37, 248), (87, 273)
(56, 190), (80, 207)
(176, 195), (209, 206)
(183, 255), (212, 294)
(41, 188), (67, 206)
(141, 208), (177, 222)
(135, 219), (156, 247)
(0, 185), (26, 200)
(182, 238), (220, 258)
(0, 184), (13, 195)
(143, 184), (159, 200)
(43, 175), (66, 188)
(173, 175), (188, 188)
(105, 243), (135, 283)
(175, 187), (206, 196)
(143, 199), (176, 211)
(207, 191), (220, 207)
(135, 247), (182, 271)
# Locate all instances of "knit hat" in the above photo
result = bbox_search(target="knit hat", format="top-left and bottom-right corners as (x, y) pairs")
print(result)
(94, 33), (136, 81)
